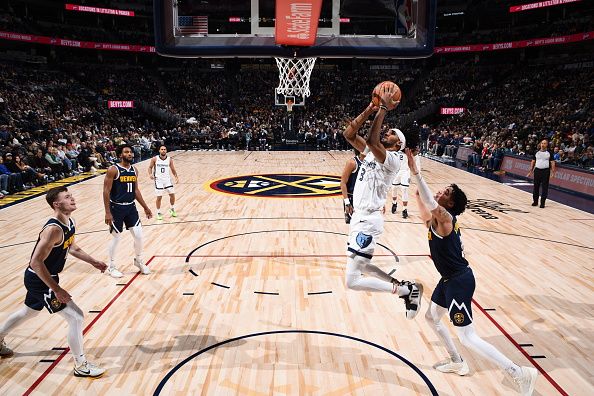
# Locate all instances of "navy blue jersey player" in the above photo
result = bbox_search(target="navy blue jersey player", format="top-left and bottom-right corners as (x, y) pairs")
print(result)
(405, 149), (538, 396)
(340, 148), (366, 224)
(103, 144), (152, 278)
(0, 186), (107, 377)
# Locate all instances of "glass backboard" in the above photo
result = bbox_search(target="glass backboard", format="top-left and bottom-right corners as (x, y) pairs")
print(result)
(155, 0), (436, 58)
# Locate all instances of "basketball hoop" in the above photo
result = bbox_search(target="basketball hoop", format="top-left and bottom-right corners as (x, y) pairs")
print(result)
(275, 57), (317, 99)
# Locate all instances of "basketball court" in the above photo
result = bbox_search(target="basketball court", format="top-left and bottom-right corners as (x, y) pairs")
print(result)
(0, 150), (592, 395)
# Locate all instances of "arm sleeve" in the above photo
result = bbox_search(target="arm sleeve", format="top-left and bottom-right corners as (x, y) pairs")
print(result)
(413, 173), (438, 211)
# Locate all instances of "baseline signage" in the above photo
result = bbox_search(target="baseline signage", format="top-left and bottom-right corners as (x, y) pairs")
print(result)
(501, 155), (594, 197)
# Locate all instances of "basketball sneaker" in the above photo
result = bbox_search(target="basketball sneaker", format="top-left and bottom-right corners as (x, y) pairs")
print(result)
(399, 281), (423, 319)
(134, 258), (151, 275)
(107, 266), (123, 278)
(156, 213), (163, 221)
(74, 361), (105, 378)
(391, 203), (397, 214)
(433, 358), (469, 376)
(0, 339), (14, 358)
(514, 366), (538, 396)
(169, 208), (177, 217)
(402, 209), (408, 219)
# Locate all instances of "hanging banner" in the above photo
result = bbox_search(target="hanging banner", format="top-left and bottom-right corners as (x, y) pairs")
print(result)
(275, 0), (323, 46)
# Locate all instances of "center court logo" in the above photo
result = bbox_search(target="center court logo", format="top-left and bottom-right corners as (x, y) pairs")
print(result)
(208, 174), (341, 198)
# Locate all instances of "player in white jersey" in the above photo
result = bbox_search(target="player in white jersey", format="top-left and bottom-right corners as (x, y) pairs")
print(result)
(391, 147), (421, 218)
(342, 84), (423, 319)
(148, 145), (179, 221)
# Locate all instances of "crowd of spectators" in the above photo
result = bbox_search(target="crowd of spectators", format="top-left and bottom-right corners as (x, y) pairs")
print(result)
(0, 55), (592, 200)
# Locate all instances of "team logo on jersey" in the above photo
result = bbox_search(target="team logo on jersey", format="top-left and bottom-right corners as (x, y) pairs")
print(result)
(355, 232), (373, 249)
(208, 174), (341, 198)
(50, 298), (62, 309)
(453, 313), (465, 325)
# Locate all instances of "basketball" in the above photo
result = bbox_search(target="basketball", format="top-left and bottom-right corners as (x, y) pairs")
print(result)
(371, 81), (402, 107)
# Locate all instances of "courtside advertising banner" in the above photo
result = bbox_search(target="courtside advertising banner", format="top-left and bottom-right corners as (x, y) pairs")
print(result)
(275, 0), (323, 46)
(501, 156), (594, 197)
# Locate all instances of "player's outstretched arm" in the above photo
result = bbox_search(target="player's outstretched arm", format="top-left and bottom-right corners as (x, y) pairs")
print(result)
(69, 242), (108, 272)
(103, 165), (117, 225)
(343, 103), (376, 153)
(406, 148), (453, 233)
(367, 87), (400, 164)
(367, 107), (388, 163)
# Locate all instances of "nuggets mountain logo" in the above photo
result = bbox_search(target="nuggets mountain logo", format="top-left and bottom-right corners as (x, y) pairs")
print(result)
(208, 174), (341, 198)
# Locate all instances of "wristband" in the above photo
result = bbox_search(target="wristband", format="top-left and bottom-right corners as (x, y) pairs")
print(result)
(344, 198), (351, 205)
(379, 105), (388, 111)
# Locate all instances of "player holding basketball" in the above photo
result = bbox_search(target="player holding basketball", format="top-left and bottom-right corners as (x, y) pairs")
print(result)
(343, 83), (422, 319)
(103, 144), (152, 278)
(391, 147), (420, 218)
(148, 145), (179, 221)
(405, 148), (538, 395)
(0, 186), (107, 377)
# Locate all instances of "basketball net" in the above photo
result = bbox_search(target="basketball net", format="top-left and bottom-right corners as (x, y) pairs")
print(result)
(275, 57), (316, 108)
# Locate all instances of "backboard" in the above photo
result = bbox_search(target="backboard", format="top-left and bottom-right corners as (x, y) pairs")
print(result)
(154, 0), (436, 59)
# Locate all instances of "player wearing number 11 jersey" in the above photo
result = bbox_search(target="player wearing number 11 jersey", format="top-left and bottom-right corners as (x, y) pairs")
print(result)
(103, 144), (152, 278)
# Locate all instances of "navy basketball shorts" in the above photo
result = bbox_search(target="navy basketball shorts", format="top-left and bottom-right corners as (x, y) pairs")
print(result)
(110, 203), (140, 233)
(431, 267), (475, 327)
(24, 270), (66, 314)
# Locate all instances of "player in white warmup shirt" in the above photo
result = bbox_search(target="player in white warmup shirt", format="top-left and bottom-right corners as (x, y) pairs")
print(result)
(148, 145), (179, 221)
(342, 84), (423, 319)
(391, 147), (421, 218)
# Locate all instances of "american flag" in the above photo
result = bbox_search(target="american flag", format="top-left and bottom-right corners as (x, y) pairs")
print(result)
(178, 16), (208, 34)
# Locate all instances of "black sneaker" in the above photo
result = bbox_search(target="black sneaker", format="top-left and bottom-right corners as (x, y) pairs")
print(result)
(402, 209), (408, 219)
(391, 203), (397, 214)
(531, 202), (538, 206)
(399, 281), (423, 320)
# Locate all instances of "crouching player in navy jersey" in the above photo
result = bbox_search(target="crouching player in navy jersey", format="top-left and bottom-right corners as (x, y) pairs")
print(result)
(0, 186), (108, 378)
(405, 148), (538, 396)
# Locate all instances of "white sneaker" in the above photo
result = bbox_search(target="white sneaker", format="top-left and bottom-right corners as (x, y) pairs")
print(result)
(74, 361), (106, 378)
(433, 358), (470, 376)
(399, 281), (423, 319)
(514, 366), (538, 396)
(0, 339), (14, 358)
(134, 258), (151, 275)
(107, 266), (123, 278)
